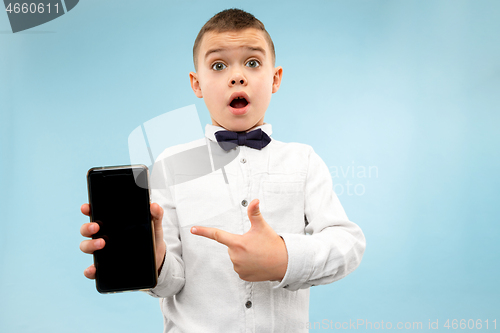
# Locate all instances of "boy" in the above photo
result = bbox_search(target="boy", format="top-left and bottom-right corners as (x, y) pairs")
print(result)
(80, 8), (366, 332)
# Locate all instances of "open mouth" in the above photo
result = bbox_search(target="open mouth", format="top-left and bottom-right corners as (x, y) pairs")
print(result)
(230, 96), (249, 109)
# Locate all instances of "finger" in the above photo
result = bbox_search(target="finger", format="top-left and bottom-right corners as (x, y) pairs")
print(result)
(247, 199), (266, 230)
(150, 203), (164, 238)
(150, 203), (166, 254)
(190, 226), (239, 247)
(84, 264), (96, 280)
(80, 238), (105, 254)
(150, 203), (164, 224)
(81, 203), (90, 216)
(80, 222), (100, 237)
(247, 199), (262, 217)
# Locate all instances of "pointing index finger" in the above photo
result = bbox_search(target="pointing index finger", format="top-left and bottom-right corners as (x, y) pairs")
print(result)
(191, 226), (239, 247)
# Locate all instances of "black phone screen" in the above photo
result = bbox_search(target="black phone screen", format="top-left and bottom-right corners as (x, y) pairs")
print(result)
(87, 165), (157, 293)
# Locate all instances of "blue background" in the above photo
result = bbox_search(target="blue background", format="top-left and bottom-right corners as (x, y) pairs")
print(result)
(1, 0), (499, 332)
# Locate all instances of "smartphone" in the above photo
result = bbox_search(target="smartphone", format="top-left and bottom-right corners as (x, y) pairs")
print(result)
(86, 164), (157, 293)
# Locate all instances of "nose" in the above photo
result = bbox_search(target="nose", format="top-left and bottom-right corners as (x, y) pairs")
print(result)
(228, 71), (247, 87)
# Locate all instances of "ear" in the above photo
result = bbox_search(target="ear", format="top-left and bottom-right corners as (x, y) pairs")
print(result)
(272, 66), (283, 94)
(189, 71), (203, 98)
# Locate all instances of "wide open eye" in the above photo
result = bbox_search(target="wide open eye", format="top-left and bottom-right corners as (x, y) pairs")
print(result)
(212, 62), (227, 71)
(246, 60), (260, 68)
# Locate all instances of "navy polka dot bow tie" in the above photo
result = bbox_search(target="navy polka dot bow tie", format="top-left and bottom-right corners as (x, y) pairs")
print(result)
(214, 128), (272, 151)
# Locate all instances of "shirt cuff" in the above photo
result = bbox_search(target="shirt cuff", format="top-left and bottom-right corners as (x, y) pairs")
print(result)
(273, 233), (315, 291)
(143, 253), (169, 298)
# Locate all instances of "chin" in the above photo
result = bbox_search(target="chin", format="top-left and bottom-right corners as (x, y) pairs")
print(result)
(213, 113), (263, 132)
(219, 122), (250, 132)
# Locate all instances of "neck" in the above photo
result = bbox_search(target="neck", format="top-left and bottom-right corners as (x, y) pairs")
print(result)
(214, 122), (266, 133)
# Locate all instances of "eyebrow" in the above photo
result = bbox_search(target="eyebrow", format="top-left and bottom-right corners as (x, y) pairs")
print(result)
(204, 46), (266, 60)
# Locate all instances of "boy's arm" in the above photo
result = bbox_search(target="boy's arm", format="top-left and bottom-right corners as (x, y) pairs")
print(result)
(142, 159), (186, 298)
(273, 147), (366, 291)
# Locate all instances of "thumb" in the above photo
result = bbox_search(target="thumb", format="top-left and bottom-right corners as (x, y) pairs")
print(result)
(150, 203), (164, 237)
(247, 199), (266, 230)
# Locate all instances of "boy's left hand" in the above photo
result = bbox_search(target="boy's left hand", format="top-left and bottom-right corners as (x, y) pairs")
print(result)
(190, 199), (288, 282)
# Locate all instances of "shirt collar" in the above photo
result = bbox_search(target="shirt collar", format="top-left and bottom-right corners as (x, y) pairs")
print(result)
(205, 123), (273, 142)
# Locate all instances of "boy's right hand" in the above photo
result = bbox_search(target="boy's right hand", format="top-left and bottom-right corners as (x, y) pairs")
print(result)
(79, 203), (167, 280)
(79, 203), (103, 279)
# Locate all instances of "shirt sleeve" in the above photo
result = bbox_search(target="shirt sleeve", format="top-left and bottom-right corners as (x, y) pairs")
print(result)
(273, 147), (366, 291)
(142, 157), (186, 298)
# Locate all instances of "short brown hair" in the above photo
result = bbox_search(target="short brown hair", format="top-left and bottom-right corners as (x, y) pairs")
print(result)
(193, 8), (276, 71)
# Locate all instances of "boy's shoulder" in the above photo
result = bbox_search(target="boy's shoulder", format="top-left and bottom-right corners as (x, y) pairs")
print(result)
(270, 138), (312, 148)
(266, 138), (322, 175)
(151, 137), (325, 185)
(157, 137), (314, 159)
(154, 137), (207, 163)
(153, 137), (318, 167)
(270, 138), (315, 156)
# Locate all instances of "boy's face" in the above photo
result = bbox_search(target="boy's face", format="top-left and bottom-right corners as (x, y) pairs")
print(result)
(190, 28), (282, 132)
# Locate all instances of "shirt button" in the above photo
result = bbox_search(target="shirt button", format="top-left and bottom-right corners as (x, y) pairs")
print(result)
(240, 158), (246, 163)
(241, 200), (248, 207)
(284, 285), (289, 288)
(245, 301), (252, 309)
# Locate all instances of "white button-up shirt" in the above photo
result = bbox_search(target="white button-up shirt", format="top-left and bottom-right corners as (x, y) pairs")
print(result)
(144, 123), (366, 333)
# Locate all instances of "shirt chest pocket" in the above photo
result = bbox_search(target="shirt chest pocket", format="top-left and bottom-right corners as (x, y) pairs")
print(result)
(174, 171), (237, 230)
(261, 181), (306, 235)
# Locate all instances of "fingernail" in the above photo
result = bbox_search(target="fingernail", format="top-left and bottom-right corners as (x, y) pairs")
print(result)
(191, 227), (197, 234)
(90, 224), (96, 233)
(96, 239), (102, 248)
